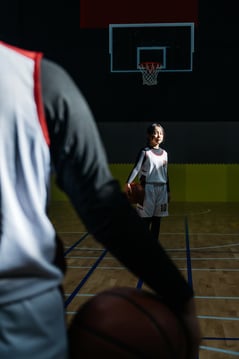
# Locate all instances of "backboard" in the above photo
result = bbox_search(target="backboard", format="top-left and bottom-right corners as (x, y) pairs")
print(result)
(109, 23), (195, 73)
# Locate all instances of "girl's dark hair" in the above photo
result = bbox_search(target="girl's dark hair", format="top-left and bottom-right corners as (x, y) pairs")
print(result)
(146, 123), (164, 136)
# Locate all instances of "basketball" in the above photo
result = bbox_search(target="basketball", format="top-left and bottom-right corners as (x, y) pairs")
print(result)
(68, 287), (190, 358)
(126, 182), (145, 206)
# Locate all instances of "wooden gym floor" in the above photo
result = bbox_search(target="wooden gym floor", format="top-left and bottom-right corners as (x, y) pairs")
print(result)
(48, 201), (239, 358)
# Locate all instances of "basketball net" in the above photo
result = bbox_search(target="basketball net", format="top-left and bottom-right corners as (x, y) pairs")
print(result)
(138, 62), (162, 86)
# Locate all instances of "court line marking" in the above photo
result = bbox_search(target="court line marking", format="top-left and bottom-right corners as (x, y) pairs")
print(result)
(66, 265), (239, 272)
(66, 255), (239, 261)
(65, 242), (239, 252)
(170, 209), (211, 216)
(172, 257), (239, 260)
(190, 243), (239, 250)
(65, 294), (239, 300)
(184, 217), (193, 288)
(200, 345), (239, 356)
(180, 268), (239, 271)
(64, 232), (89, 256)
(198, 315), (239, 321)
(64, 249), (108, 308)
(65, 246), (102, 252)
(167, 243), (239, 251)
(67, 256), (239, 261)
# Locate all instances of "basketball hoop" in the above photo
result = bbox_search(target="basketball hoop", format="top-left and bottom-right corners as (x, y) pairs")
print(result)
(138, 62), (162, 86)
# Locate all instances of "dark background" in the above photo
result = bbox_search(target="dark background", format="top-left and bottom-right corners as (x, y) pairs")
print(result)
(1, 0), (238, 163)
(1, 0), (237, 124)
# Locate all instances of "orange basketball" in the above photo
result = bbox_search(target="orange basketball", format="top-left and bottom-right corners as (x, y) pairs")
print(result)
(68, 287), (190, 358)
(126, 182), (145, 206)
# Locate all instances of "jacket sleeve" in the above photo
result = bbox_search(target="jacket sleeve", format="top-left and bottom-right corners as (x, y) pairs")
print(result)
(126, 149), (146, 184)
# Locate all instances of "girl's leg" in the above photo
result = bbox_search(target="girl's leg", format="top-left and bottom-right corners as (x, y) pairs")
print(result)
(151, 216), (161, 241)
(142, 217), (152, 232)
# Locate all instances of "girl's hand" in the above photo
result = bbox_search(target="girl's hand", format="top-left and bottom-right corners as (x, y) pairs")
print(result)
(125, 183), (132, 194)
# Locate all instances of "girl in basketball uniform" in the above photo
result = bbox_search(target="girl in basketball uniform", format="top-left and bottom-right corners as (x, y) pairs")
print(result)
(125, 123), (170, 241)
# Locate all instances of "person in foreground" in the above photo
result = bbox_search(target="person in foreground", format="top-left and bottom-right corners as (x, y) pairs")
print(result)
(0, 40), (201, 358)
(125, 123), (170, 242)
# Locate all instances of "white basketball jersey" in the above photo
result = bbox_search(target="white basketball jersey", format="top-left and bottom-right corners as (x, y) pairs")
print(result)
(0, 42), (63, 305)
(140, 148), (168, 184)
